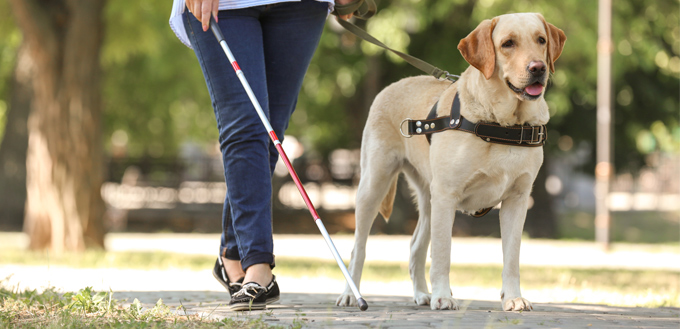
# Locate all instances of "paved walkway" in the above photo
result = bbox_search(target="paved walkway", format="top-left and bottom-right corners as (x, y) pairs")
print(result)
(1, 233), (679, 328)
(115, 291), (679, 328)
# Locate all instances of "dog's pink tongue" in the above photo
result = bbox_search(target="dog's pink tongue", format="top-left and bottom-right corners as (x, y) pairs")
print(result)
(525, 83), (544, 96)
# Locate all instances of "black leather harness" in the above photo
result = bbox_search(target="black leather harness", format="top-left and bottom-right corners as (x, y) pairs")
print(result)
(401, 93), (547, 146)
(399, 93), (548, 217)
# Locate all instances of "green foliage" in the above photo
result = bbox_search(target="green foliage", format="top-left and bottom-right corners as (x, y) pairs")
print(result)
(63, 287), (114, 315)
(0, 0), (21, 145)
(298, 0), (679, 168)
(0, 100), (7, 143)
(0, 0), (677, 170)
(102, 0), (216, 159)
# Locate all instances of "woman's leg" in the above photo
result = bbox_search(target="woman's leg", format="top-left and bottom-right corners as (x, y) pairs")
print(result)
(183, 7), (274, 280)
(261, 0), (329, 174)
(184, 0), (327, 287)
(238, 0), (328, 286)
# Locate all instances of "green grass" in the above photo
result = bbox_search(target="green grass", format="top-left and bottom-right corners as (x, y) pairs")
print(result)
(0, 284), (284, 328)
(2, 249), (678, 308)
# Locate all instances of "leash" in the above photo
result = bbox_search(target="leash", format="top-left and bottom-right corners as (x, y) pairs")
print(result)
(332, 1), (458, 82)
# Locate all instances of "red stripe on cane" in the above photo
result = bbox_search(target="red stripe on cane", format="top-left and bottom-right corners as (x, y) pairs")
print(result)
(270, 131), (278, 142)
(231, 61), (241, 72)
(274, 143), (321, 221)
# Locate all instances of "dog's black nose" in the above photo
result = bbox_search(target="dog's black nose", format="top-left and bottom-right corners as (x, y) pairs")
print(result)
(527, 61), (546, 77)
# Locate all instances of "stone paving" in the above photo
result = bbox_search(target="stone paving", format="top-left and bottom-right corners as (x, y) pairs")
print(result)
(114, 290), (680, 328)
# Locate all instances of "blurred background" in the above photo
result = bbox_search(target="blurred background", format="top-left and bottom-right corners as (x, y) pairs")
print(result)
(0, 0), (678, 250)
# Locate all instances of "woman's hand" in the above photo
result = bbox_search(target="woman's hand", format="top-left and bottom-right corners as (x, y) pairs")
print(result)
(186, 0), (219, 31)
(335, 0), (355, 20)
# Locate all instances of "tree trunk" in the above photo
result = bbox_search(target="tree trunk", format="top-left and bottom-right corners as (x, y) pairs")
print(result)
(9, 0), (107, 251)
(0, 44), (33, 231)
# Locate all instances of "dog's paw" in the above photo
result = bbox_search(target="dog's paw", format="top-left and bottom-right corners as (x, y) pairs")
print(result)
(336, 293), (357, 307)
(503, 297), (533, 312)
(430, 296), (459, 310)
(413, 292), (431, 306)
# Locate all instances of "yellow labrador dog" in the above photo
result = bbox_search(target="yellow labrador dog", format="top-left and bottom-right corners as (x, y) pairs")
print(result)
(336, 13), (566, 311)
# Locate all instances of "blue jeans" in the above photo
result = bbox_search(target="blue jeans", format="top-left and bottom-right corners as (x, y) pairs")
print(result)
(183, 0), (327, 271)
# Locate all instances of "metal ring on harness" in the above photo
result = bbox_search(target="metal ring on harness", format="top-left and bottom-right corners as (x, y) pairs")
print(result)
(399, 118), (412, 138)
(438, 71), (460, 82)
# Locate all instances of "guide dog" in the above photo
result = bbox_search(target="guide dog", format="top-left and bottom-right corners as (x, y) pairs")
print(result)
(336, 13), (566, 311)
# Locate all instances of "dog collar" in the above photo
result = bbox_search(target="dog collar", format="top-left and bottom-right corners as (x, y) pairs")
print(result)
(400, 93), (548, 147)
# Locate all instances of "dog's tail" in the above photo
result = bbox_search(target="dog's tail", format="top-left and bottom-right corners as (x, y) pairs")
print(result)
(379, 176), (398, 221)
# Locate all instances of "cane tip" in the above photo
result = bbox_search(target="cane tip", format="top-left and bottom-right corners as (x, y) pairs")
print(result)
(357, 298), (368, 311)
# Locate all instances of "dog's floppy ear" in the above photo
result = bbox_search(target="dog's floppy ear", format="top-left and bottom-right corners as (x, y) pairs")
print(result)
(537, 14), (567, 73)
(457, 18), (498, 80)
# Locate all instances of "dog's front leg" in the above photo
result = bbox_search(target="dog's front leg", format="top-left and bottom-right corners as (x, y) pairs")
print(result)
(409, 185), (432, 306)
(428, 184), (459, 310)
(499, 192), (533, 311)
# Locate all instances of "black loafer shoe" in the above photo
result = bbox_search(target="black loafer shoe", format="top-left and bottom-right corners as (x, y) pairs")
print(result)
(212, 257), (243, 296)
(229, 275), (280, 311)
(264, 275), (280, 305)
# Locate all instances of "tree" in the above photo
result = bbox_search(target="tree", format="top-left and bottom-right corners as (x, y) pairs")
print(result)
(0, 2), (27, 231)
(0, 44), (31, 231)
(9, 0), (107, 251)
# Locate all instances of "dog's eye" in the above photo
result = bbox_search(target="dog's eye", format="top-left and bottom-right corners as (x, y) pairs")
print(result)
(538, 37), (546, 44)
(502, 40), (514, 48)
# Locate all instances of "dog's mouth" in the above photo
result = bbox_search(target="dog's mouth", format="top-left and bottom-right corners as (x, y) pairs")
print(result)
(507, 81), (544, 100)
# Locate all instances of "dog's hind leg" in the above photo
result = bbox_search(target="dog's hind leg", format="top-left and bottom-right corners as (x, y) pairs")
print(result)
(499, 180), (533, 312)
(404, 171), (432, 306)
(336, 157), (400, 307)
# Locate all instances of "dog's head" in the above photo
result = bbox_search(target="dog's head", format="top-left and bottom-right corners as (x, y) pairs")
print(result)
(457, 13), (566, 101)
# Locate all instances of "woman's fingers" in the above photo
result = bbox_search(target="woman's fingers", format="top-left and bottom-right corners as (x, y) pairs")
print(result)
(186, 0), (218, 30)
(201, 0), (213, 31)
(212, 0), (219, 23)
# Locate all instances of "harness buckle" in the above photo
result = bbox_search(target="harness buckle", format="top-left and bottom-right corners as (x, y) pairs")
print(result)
(527, 125), (545, 145)
(400, 118), (413, 138)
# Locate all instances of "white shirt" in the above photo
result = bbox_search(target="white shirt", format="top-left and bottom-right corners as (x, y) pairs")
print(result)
(170, 0), (334, 48)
